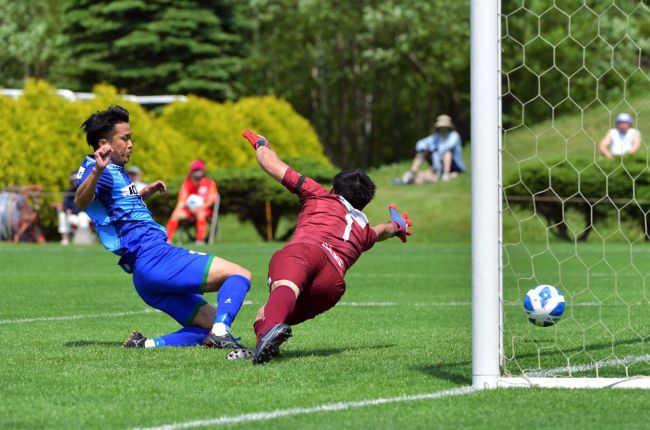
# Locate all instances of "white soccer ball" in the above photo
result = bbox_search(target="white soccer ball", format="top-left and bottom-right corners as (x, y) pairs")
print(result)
(523, 284), (566, 327)
(185, 194), (204, 209)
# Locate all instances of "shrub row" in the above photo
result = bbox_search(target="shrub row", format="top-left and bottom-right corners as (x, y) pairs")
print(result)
(0, 80), (329, 240)
(504, 156), (650, 241)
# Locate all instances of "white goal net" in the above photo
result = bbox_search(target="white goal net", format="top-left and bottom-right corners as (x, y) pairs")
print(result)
(472, 0), (650, 388)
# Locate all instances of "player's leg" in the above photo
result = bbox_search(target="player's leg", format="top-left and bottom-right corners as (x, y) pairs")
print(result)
(201, 256), (252, 347)
(123, 292), (211, 348)
(250, 244), (334, 364)
(166, 207), (191, 242)
(128, 243), (250, 349)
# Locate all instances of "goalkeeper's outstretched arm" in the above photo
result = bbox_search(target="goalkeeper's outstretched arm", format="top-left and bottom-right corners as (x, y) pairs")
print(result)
(241, 130), (289, 184)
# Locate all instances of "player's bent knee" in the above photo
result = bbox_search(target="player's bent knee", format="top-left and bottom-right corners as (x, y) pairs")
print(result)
(205, 257), (252, 289)
(271, 280), (300, 298)
(191, 304), (216, 329)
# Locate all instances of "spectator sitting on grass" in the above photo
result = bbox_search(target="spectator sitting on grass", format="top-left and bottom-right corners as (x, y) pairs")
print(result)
(394, 114), (466, 184)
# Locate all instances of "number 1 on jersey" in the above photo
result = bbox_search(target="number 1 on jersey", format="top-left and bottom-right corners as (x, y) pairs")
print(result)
(342, 213), (354, 241)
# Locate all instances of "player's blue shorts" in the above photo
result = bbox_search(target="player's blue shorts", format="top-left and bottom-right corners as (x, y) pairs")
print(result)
(132, 242), (213, 326)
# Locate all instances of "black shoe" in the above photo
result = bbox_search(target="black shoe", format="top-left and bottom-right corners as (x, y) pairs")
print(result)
(202, 331), (245, 349)
(122, 331), (147, 348)
(226, 348), (255, 361)
(253, 323), (292, 364)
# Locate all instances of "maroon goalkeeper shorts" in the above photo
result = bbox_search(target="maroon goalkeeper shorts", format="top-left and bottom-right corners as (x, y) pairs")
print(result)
(267, 242), (346, 325)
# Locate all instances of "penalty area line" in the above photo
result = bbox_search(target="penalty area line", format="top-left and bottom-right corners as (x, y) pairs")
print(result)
(131, 386), (477, 430)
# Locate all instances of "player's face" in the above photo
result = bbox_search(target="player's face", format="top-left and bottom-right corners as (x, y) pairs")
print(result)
(103, 122), (133, 166)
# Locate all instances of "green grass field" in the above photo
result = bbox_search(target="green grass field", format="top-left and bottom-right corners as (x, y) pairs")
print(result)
(2, 92), (650, 428)
(1, 242), (648, 429)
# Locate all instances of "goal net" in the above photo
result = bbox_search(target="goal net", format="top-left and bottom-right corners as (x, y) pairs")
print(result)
(471, 0), (650, 388)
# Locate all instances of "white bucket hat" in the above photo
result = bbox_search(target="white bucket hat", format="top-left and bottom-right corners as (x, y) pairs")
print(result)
(434, 114), (454, 129)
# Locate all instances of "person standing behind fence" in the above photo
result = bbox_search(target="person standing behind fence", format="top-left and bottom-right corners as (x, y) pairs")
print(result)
(166, 160), (218, 245)
(58, 171), (92, 245)
(126, 165), (148, 193)
(598, 113), (642, 159)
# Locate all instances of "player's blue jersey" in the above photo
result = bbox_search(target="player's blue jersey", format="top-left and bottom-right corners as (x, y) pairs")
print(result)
(76, 156), (166, 271)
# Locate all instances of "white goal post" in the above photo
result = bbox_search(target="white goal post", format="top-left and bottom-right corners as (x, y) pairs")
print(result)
(470, 0), (650, 389)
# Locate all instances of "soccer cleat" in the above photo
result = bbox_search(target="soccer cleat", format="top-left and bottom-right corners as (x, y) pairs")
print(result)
(253, 323), (292, 364)
(202, 331), (245, 349)
(226, 348), (255, 361)
(122, 331), (147, 349)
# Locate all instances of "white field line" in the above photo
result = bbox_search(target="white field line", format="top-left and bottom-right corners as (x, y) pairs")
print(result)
(0, 309), (160, 325)
(1, 300), (626, 325)
(131, 386), (478, 430)
(0, 301), (255, 325)
(528, 354), (650, 377)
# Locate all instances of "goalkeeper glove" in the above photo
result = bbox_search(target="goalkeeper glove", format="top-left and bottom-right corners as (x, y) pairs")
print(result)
(242, 130), (270, 150)
(388, 203), (412, 243)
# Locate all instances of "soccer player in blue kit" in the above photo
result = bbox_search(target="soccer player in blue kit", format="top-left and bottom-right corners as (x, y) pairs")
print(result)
(74, 105), (251, 350)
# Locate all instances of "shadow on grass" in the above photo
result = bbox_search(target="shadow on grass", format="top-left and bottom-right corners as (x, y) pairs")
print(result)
(64, 340), (120, 347)
(280, 343), (397, 360)
(416, 363), (472, 385)
(416, 335), (646, 384)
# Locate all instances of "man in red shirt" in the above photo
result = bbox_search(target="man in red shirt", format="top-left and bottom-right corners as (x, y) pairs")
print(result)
(234, 130), (412, 364)
(166, 160), (218, 244)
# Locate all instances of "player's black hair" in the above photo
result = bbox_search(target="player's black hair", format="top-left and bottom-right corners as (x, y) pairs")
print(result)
(80, 105), (130, 150)
(332, 169), (376, 210)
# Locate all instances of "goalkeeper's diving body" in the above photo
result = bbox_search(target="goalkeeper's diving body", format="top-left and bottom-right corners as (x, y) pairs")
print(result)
(233, 130), (413, 364)
(74, 105), (252, 350)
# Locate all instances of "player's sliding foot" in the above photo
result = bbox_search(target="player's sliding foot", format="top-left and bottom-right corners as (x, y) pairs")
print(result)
(226, 348), (255, 361)
(202, 331), (245, 349)
(253, 323), (292, 364)
(122, 331), (147, 348)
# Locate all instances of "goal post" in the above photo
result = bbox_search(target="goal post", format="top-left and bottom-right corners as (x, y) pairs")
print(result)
(471, 0), (650, 389)
(471, 0), (502, 389)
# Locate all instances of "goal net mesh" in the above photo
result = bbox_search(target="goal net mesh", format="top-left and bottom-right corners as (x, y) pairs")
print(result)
(500, 0), (650, 379)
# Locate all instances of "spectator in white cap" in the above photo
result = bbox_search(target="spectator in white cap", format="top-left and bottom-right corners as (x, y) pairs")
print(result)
(598, 113), (641, 159)
(394, 114), (466, 184)
(127, 165), (148, 192)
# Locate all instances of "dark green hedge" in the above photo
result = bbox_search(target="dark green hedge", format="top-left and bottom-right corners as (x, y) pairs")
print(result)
(504, 156), (650, 241)
(148, 157), (338, 241)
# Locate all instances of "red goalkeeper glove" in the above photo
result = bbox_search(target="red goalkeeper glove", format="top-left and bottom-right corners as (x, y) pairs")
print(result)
(242, 130), (270, 150)
(388, 203), (412, 243)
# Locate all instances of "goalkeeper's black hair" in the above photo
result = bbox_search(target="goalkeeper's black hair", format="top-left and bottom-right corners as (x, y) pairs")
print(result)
(332, 169), (376, 210)
(81, 105), (130, 150)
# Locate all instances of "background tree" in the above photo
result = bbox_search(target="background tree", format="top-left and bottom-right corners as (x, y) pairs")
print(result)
(63, 0), (246, 100)
(0, 0), (69, 88)
(240, 0), (471, 168)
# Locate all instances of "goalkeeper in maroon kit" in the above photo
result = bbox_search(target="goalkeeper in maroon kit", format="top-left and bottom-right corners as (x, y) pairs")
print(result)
(236, 130), (413, 364)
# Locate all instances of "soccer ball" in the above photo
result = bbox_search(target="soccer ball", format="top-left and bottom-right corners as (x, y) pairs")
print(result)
(186, 194), (204, 209)
(523, 285), (566, 327)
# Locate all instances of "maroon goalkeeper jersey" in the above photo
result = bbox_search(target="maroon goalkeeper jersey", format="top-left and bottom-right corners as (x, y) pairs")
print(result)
(281, 168), (378, 275)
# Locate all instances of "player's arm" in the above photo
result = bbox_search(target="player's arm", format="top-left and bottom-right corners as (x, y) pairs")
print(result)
(372, 204), (412, 243)
(139, 180), (166, 200)
(75, 145), (112, 209)
(242, 130), (289, 183)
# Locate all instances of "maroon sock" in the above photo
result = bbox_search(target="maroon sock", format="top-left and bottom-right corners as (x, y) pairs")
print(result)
(255, 285), (297, 342)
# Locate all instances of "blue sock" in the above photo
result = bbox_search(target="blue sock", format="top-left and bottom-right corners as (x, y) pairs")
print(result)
(153, 326), (210, 347)
(214, 274), (251, 328)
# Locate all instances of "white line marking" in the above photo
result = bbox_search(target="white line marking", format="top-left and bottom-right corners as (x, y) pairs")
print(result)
(131, 386), (478, 430)
(0, 301), (255, 325)
(528, 354), (650, 377)
(0, 309), (159, 325)
(2, 300), (636, 326)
